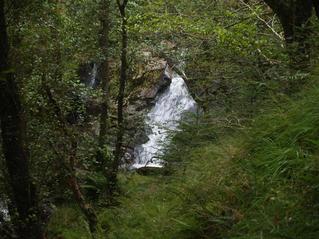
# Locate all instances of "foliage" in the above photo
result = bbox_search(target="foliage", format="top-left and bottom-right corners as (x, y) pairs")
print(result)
(92, 69), (319, 239)
(47, 206), (92, 239)
(2, 0), (319, 238)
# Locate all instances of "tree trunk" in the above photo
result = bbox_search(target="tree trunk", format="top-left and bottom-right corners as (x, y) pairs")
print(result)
(108, 0), (128, 195)
(97, 0), (111, 172)
(44, 2), (97, 230)
(263, 0), (314, 67)
(0, 1), (44, 238)
(68, 141), (97, 234)
(314, 1), (319, 18)
(45, 87), (98, 234)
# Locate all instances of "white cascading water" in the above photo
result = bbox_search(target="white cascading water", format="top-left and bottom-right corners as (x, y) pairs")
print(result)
(133, 73), (197, 168)
(0, 200), (9, 222)
(89, 63), (97, 88)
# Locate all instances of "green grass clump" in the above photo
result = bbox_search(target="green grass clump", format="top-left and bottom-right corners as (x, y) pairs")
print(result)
(47, 206), (92, 239)
(232, 85), (319, 238)
(98, 117), (248, 239)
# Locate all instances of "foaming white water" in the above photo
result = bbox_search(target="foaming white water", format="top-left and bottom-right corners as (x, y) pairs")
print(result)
(0, 200), (9, 222)
(133, 74), (196, 168)
(89, 63), (97, 88)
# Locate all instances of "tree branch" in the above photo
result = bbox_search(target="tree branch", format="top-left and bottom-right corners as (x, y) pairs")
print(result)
(240, 0), (284, 41)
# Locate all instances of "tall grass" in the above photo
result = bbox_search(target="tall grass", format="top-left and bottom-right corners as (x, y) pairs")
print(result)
(48, 72), (319, 239)
(101, 75), (319, 239)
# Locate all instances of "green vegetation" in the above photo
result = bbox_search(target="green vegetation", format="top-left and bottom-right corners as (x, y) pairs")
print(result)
(47, 71), (319, 238)
(1, 0), (319, 239)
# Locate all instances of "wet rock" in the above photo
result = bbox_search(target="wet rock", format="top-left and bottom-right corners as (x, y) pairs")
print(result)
(78, 62), (99, 88)
(134, 130), (150, 146)
(140, 75), (170, 99)
(40, 201), (56, 226)
(125, 64), (173, 165)
(136, 166), (169, 176)
(123, 148), (135, 164)
(139, 66), (173, 101)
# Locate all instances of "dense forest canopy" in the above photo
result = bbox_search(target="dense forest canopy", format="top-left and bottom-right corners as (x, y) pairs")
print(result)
(1, 0), (319, 238)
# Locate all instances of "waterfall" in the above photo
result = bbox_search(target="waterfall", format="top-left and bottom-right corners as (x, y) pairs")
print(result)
(133, 73), (197, 168)
(88, 63), (97, 88)
(0, 200), (9, 222)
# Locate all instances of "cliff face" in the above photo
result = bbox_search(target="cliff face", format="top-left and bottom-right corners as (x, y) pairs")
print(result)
(124, 59), (174, 165)
(76, 54), (174, 165)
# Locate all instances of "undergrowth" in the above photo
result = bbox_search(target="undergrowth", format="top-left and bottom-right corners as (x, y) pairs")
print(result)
(48, 70), (319, 239)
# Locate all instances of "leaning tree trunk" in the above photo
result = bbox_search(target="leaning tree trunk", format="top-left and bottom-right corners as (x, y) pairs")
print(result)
(67, 141), (98, 234)
(0, 1), (44, 238)
(45, 87), (98, 234)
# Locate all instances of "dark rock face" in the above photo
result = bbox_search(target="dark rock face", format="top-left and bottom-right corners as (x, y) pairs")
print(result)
(76, 62), (103, 118)
(140, 71), (172, 101)
(77, 58), (174, 166)
(125, 65), (173, 165)
(127, 64), (173, 114)
(78, 62), (100, 88)
(78, 62), (92, 84)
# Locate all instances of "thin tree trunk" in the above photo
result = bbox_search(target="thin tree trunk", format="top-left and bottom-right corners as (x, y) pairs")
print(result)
(0, 1), (44, 238)
(68, 140), (97, 234)
(97, 0), (111, 170)
(263, 0), (314, 67)
(314, 1), (319, 18)
(45, 87), (98, 234)
(108, 0), (128, 195)
(98, 0), (111, 146)
(44, 2), (97, 230)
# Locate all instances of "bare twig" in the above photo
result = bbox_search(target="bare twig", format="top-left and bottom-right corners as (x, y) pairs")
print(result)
(239, 0), (284, 41)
